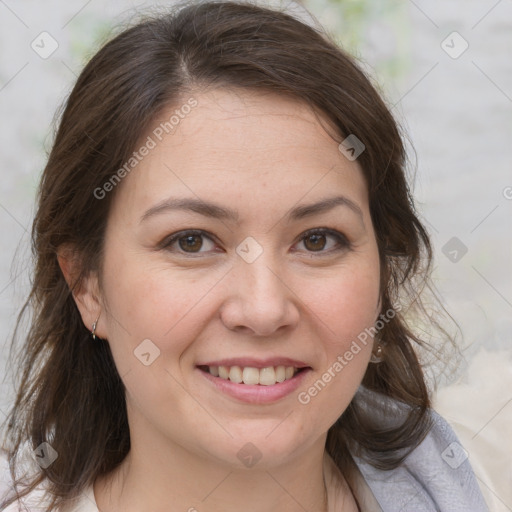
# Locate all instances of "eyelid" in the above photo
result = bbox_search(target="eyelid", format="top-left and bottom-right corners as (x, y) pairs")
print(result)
(292, 227), (351, 254)
(157, 229), (218, 253)
(159, 227), (351, 255)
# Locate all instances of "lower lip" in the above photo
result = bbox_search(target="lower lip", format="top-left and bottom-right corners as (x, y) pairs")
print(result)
(197, 367), (311, 404)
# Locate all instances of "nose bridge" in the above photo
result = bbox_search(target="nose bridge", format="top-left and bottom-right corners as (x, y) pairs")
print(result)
(220, 238), (299, 335)
(234, 235), (278, 287)
(240, 251), (282, 297)
(237, 241), (286, 303)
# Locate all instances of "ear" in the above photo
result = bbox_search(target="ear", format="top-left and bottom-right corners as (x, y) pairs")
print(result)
(57, 244), (106, 339)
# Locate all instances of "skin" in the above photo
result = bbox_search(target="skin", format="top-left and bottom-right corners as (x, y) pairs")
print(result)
(59, 88), (381, 512)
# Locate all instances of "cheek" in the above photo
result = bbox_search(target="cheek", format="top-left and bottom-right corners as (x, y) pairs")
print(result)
(295, 266), (379, 432)
(303, 260), (381, 346)
(100, 249), (226, 364)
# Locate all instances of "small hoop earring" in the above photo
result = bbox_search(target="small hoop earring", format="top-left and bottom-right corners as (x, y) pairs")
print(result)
(369, 344), (384, 363)
(91, 314), (100, 340)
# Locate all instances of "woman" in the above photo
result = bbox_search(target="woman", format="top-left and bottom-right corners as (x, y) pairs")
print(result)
(0, 1), (488, 510)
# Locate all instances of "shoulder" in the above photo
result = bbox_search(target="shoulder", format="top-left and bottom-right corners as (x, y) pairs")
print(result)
(0, 447), (47, 512)
(0, 451), (97, 512)
(1, 488), (48, 512)
(1, 487), (97, 512)
(351, 392), (489, 512)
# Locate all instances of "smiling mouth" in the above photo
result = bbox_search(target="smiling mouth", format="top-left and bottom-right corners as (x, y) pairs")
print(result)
(197, 365), (308, 386)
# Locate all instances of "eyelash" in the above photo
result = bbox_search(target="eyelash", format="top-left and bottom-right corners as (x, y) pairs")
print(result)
(159, 228), (351, 257)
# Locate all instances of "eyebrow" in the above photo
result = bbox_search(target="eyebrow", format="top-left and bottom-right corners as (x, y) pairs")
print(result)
(140, 195), (363, 224)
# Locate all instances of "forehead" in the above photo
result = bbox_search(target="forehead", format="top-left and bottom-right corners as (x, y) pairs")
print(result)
(109, 88), (369, 225)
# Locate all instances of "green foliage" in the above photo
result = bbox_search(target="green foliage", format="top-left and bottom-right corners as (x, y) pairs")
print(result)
(68, 14), (114, 65)
(305, 0), (412, 86)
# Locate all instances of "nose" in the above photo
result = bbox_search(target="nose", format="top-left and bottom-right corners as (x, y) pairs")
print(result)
(219, 253), (300, 337)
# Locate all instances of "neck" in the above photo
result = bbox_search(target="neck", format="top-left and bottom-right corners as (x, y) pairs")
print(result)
(93, 436), (347, 512)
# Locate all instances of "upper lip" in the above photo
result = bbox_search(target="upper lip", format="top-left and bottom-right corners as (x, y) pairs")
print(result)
(196, 357), (311, 369)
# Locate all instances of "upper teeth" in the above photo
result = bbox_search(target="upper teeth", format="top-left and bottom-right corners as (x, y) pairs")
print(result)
(208, 365), (298, 385)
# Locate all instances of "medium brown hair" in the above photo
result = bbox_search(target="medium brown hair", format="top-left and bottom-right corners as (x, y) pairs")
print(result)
(1, 1), (449, 509)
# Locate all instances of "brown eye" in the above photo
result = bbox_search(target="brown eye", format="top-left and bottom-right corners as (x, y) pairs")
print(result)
(304, 233), (327, 251)
(179, 234), (203, 252)
(295, 228), (350, 255)
(161, 230), (217, 255)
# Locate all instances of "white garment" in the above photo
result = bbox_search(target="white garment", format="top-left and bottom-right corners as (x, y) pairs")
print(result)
(2, 464), (381, 512)
(1, 402), (488, 511)
(2, 484), (97, 511)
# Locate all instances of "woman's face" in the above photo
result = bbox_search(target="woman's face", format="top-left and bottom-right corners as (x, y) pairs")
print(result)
(93, 88), (381, 469)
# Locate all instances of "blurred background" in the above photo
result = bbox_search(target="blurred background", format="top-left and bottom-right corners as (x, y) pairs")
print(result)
(0, 0), (511, 509)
